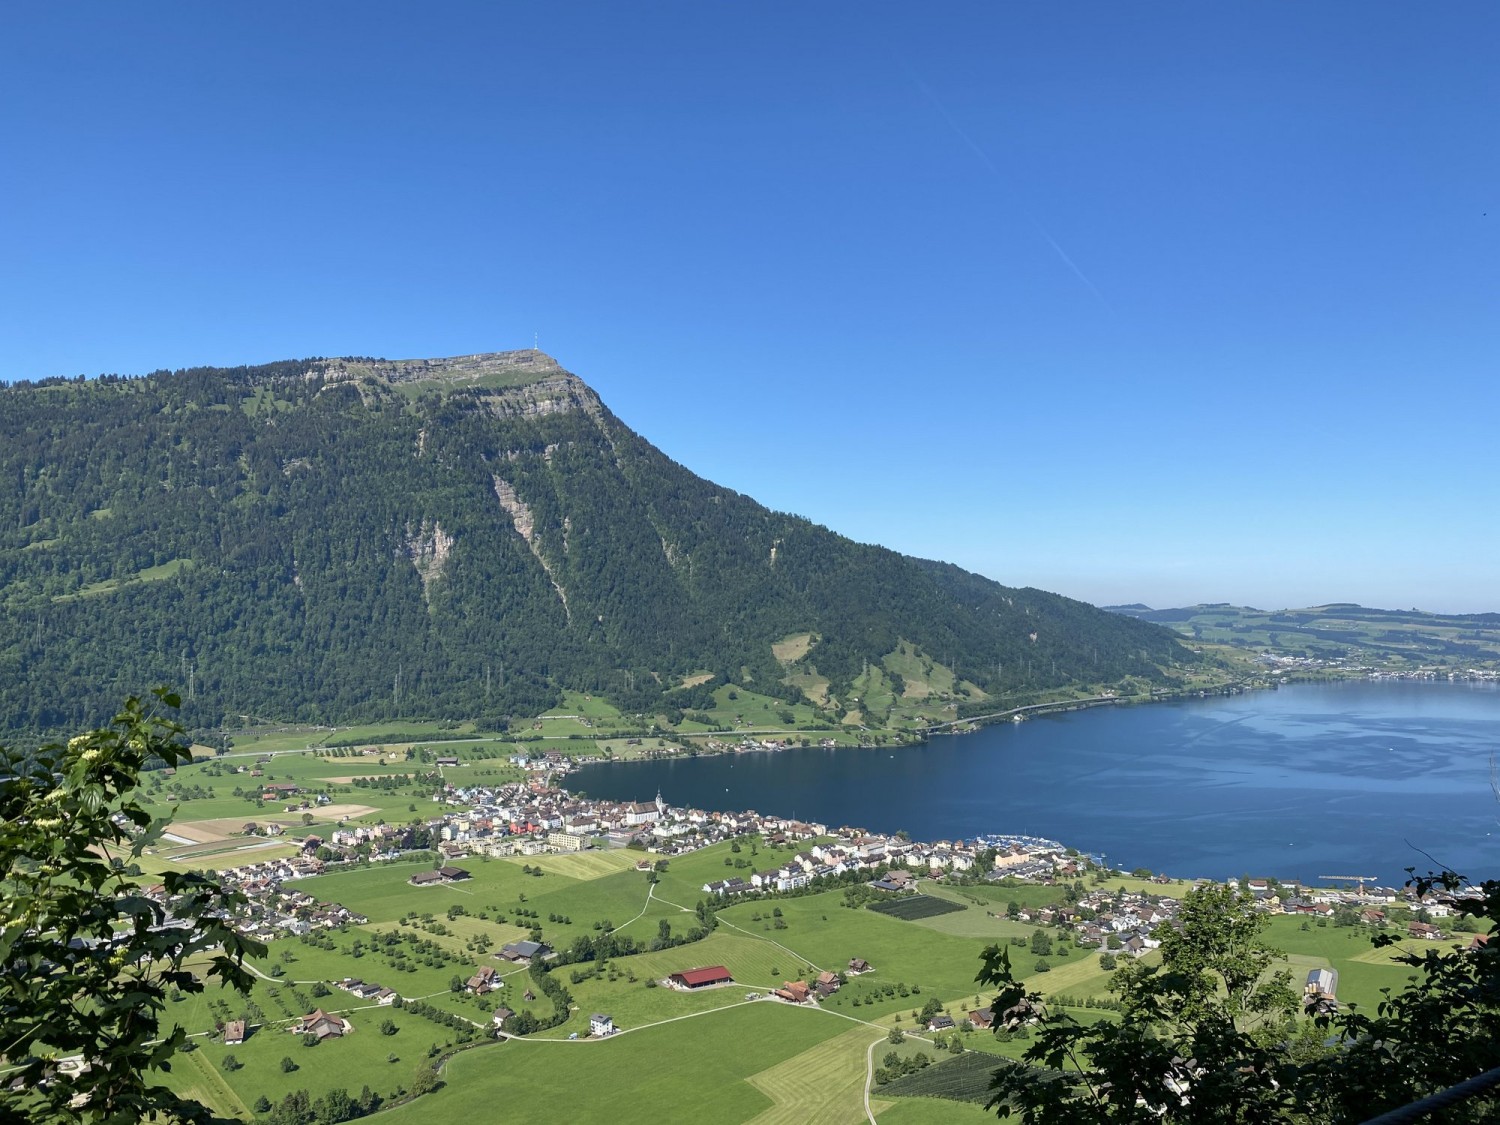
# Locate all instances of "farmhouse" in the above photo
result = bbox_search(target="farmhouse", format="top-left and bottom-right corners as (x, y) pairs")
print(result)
(408, 865), (471, 886)
(491, 1007), (515, 1030)
(498, 940), (552, 964)
(589, 1013), (615, 1037)
(435, 756), (460, 767)
(466, 965), (499, 994)
(223, 1020), (246, 1045)
(772, 981), (811, 1004)
(927, 1014), (956, 1032)
(968, 1008), (994, 1030)
(1304, 968), (1338, 999)
(295, 1009), (350, 1040)
(814, 971), (841, 997)
(847, 958), (872, 974)
(668, 965), (733, 990)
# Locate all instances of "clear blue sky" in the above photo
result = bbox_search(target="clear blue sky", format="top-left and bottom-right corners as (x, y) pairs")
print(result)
(3, 3), (1496, 612)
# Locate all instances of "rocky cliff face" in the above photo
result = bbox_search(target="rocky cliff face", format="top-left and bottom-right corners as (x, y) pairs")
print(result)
(309, 351), (606, 421)
(310, 349), (563, 387)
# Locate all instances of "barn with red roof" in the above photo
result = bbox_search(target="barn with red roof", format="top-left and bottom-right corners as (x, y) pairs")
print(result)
(668, 965), (734, 990)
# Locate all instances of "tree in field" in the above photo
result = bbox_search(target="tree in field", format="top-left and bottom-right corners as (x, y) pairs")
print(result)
(409, 1062), (440, 1096)
(311, 1087), (354, 1122)
(0, 690), (263, 1123)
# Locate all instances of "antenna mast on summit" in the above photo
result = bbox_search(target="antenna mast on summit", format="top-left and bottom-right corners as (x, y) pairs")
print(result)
(534, 332), (539, 351)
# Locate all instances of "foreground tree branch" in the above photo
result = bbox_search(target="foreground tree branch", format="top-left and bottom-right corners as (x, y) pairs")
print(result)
(0, 689), (264, 1123)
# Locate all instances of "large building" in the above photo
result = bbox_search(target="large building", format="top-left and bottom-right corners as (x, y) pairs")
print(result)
(668, 965), (733, 990)
(547, 830), (586, 852)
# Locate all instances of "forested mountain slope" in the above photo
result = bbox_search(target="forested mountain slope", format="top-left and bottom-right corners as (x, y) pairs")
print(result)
(0, 351), (1193, 732)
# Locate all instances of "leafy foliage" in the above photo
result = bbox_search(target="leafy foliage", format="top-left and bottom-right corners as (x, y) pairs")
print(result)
(0, 690), (263, 1122)
(980, 878), (1500, 1124)
(1295, 871), (1500, 1124)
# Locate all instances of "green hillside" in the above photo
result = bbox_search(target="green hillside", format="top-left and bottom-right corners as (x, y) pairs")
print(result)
(1107, 602), (1500, 668)
(0, 351), (1194, 733)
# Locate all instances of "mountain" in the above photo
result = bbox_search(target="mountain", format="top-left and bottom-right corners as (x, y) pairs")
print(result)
(0, 351), (1194, 733)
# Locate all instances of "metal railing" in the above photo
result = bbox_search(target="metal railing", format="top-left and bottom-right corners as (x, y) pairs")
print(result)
(1358, 1065), (1500, 1125)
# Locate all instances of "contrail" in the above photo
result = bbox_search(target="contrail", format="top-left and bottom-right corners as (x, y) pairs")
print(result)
(905, 67), (1114, 314)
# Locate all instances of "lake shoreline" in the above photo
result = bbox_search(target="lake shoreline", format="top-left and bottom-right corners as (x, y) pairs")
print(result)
(574, 680), (1500, 885)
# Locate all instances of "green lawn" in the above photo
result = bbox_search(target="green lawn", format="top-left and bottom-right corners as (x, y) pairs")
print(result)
(377, 1001), (849, 1124)
(747, 1022), (880, 1124)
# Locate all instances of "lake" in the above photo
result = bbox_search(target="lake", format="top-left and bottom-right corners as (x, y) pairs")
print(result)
(573, 680), (1500, 884)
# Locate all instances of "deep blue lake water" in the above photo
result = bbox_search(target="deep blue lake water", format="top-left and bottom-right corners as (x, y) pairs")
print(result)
(573, 681), (1500, 884)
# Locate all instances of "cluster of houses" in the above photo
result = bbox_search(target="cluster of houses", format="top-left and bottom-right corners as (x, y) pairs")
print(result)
(1020, 886), (1182, 958)
(1232, 877), (1474, 942)
(1022, 876), (1477, 1005)
(700, 834), (1071, 898)
(337, 977), (399, 1005)
(145, 858), (368, 943)
(764, 960), (875, 1006)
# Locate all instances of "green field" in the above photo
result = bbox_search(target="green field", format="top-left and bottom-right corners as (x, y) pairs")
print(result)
(377, 1002), (850, 1124)
(157, 853), (1436, 1125)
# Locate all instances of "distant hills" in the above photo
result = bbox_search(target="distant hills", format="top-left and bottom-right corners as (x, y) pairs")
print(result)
(1106, 603), (1500, 666)
(0, 351), (1194, 733)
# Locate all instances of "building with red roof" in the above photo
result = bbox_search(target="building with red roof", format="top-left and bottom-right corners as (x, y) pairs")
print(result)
(668, 965), (734, 990)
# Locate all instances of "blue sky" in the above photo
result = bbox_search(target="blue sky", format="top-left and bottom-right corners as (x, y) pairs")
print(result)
(3, 3), (1496, 612)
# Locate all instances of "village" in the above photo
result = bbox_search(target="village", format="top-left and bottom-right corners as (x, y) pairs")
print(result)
(151, 758), (1480, 1028)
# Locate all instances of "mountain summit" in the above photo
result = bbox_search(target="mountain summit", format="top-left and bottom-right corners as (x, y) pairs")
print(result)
(0, 352), (1192, 732)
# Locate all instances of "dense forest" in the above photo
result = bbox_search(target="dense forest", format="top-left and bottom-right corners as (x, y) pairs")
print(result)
(0, 351), (1193, 734)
